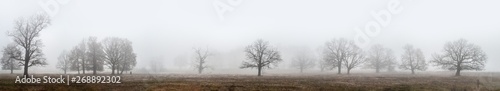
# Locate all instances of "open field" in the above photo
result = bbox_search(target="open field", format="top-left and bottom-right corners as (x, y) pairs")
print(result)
(0, 72), (499, 91)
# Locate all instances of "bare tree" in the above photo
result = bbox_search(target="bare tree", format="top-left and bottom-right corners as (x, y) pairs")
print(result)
(86, 36), (105, 75)
(118, 41), (136, 74)
(399, 44), (428, 74)
(290, 51), (315, 73)
(322, 38), (354, 74)
(69, 47), (82, 74)
(103, 37), (136, 75)
(343, 46), (366, 74)
(192, 47), (212, 74)
(56, 50), (71, 74)
(76, 40), (88, 74)
(7, 14), (50, 76)
(240, 39), (282, 76)
(431, 39), (487, 76)
(1, 43), (22, 74)
(365, 44), (396, 73)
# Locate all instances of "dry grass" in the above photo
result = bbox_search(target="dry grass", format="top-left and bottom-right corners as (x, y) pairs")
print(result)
(0, 73), (499, 91)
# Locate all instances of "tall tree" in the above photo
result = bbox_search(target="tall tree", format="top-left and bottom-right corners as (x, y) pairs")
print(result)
(290, 52), (315, 73)
(431, 39), (487, 76)
(118, 40), (136, 74)
(69, 47), (82, 74)
(103, 37), (136, 75)
(399, 44), (428, 74)
(343, 46), (366, 74)
(1, 43), (23, 74)
(365, 44), (396, 73)
(322, 38), (354, 74)
(240, 39), (282, 76)
(76, 40), (87, 74)
(193, 47), (212, 74)
(56, 50), (71, 74)
(7, 14), (50, 76)
(86, 36), (105, 75)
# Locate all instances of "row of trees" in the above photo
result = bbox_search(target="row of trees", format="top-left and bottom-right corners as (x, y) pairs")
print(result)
(56, 37), (137, 75)
(241, 38), (487, 76)
(0, 14), (137, 76)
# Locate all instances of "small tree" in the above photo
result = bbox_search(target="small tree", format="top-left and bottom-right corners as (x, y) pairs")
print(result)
(193, 47), (212, 74)
(290, 52), (315, 73)
(240, 39), (282, 76)
(365, 44), (396, 73)
(431, 39), (487, 76)
(1, 43), (22, 74)
(399, 44), (427, 74)
(56, 50), (71, 74)
(343, 46), (366, 74)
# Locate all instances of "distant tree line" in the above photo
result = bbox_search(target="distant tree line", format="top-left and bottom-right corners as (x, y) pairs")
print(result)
(57, 37), (137, 75)
(0, 14), (488, 77)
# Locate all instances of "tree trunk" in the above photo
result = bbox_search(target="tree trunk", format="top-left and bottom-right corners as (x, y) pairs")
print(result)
(257, 66), (262, 76)
(10, 63), (14, 74)
(111, 65), (115, 75)
(300, 68), (303, 73)
(82, 59), (86, 74)
(455, 69), (461, 76)
(337, 62), (342, 74)
(375, 67), (380, 73)
(411, 69), (415, 74)
(93, 59), (97, 75)
(347, 68), (351, 75)
(23, 49), (30, 77)
(64, 70), (66, 74)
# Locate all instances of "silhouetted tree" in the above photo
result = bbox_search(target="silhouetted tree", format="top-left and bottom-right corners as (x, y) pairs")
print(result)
(1, 43), (22, 74)
(86, 36), (105, 75)
(103, 37), (136, 75)
(399, 44), (427, 74)
(343, 46), (366, 74)
(431, 39), (487, 76)
(323, 38), (362, 74)
(193, 47), (212, 74)
(7, 14), (50, 76)
(56, 50), (71, 74)
(365, 44), (396, 73)
(240, 39), (282, 76)
(290, 51), (315, 73)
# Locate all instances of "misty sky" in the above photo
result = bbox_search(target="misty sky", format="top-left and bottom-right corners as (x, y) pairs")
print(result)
(0, 0), (498, 73)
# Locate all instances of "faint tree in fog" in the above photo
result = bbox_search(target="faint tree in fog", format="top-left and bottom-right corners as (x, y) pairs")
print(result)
(322, 38), (359, 74)
(343, 46), (366, 74)
(102, 37), (137, 75)
(174, 55), (188, 69)
(76, 40), (88, 74)
(290, 52), (315, 73)
(240, 39), (282, 76)
(69, 47), (82, 74)
(86, 37), (105, 75)
(365, 44), (396, 73)
(431, 39), (487, 76)
(193, 47), (212, 74)
(7, 14), (50, 76)
(399, 44), (427, 74)
(56, 50), (71, 74)
(1, 43), (22, 74)
(118, 41), (136, 74)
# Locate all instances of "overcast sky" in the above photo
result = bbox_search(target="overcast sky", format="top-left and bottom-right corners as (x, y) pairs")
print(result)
(0, 0), (498, 73)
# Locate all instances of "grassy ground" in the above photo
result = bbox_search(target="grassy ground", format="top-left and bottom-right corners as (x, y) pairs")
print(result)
(0, 73), (499, 91)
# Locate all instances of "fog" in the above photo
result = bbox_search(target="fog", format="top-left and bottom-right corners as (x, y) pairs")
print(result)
(0, 0), (499, 74)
